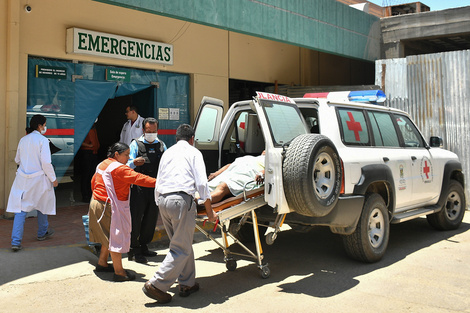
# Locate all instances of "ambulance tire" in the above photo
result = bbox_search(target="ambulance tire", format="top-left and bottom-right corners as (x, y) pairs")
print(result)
(283, 134), (342, 217)
(427, 179), (466, 230)
(342, 193), (390, 263)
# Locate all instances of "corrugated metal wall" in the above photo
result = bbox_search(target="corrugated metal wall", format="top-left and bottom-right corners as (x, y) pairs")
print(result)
(376, 50), (470, 198)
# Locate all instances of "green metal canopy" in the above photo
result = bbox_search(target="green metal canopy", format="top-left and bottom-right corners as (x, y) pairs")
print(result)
(94, 0), (380, 61)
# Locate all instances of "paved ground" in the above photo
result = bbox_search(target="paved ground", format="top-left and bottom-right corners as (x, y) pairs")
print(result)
(0, 203), (166, 249)
(0, 210), (469, 313)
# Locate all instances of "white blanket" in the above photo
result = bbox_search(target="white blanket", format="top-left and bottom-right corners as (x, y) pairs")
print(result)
(208, 155), (265, 196)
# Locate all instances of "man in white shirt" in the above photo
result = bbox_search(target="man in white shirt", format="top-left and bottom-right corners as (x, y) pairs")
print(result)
(143, 124), (216, 304)
(119, 105), (144, 145)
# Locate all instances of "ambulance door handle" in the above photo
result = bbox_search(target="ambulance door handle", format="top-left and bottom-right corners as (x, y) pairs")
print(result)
(383, 157), (389, 162)
(411, 156), (417, 161)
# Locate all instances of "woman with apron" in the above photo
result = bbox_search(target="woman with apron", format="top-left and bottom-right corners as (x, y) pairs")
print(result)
(88, 142), (156, 282)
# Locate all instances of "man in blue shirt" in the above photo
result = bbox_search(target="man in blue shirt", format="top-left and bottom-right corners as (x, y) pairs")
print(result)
(127, 117), (166, 264)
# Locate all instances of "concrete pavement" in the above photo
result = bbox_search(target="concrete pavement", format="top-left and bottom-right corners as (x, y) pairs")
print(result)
(1, 212), (469, 312)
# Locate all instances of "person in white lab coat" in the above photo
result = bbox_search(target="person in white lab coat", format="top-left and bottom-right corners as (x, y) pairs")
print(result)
(119, 105), (144, 145)
(7, 114), (58, 252)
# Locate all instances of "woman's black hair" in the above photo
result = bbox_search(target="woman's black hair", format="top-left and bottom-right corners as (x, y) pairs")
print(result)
(107, 142), (129, 158)
(26, 114), (47, 134)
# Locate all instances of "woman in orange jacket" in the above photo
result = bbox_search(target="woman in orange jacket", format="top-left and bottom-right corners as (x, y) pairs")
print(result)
(88, 142), (156, 282)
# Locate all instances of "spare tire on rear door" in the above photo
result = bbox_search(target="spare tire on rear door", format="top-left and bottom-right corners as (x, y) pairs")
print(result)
(283, 134), (342, 217)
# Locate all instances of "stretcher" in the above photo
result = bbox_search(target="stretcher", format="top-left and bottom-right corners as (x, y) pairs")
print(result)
(196, 183), (272, 278)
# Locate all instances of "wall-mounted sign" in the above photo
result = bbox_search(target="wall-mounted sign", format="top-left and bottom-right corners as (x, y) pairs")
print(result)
(66, 27), (173, 66)
(169, 108), (180, 120)
(159, 108), (169, 120)
(35, 65), (67, 79)
(106, 69), (130, 82)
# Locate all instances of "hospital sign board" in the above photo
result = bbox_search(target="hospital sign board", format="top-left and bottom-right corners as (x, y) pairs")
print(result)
(106, 69), (130, 82)
(35, 65), (67, 79)
(66, 28), (173, 66)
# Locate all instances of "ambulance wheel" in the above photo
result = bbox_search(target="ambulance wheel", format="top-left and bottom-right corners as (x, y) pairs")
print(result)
(342, 193), (389, 263)
(283, 134), (342, 217)
(266, 232), (277, 245)
(226, 259), (237, 271)
(260, 265), (270, 279)
(427, 180), (465, 230)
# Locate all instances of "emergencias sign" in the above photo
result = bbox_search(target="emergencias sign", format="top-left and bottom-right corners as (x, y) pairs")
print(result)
(66, 28), (173, 66)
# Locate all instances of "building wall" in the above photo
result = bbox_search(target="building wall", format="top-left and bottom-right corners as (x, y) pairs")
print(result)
(0, 0), (8, 212)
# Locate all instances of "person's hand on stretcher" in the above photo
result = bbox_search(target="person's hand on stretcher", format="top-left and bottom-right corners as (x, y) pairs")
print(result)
(255, 170), (265, 185)
(201, 198), (217, 222)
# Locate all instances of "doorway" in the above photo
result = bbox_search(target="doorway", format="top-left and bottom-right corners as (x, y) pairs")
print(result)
(71, 88), (155, 205)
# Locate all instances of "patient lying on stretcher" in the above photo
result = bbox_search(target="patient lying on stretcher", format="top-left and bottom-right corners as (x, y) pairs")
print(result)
(203, 151), (265, 204)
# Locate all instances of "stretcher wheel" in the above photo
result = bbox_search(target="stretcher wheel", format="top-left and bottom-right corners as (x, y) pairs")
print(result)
(265, 232), (277, 245)
(226, 259), (237, 271)
(260, 265), (270, 279)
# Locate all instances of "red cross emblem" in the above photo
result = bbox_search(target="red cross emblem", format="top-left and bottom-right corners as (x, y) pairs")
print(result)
(346, 112), (362, 141)
(423, 160), (430, 179)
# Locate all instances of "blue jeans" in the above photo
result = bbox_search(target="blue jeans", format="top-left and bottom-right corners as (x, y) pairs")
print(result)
(11, 211), (49, 246)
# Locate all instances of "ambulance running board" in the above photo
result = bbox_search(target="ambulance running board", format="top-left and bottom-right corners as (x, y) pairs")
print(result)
(391, 205), (441, 224)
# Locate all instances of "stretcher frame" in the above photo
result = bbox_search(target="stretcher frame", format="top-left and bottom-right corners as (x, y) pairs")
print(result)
(196, 183), (271, 278)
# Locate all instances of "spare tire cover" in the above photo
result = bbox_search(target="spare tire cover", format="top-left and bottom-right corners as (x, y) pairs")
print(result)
(283, 134), (341, 217)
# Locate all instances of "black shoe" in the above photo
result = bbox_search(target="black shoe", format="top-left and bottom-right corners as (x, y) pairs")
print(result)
(179, 282), (200, 297)
(95, 263), (114, 272)
(113, 270), (136, 282)
(134, 254), (148, 264)
(142, 250), (157, 257)
(128, 249), (148, 264)
(11, 245), (22, 252)
(37, 228), (55, 241)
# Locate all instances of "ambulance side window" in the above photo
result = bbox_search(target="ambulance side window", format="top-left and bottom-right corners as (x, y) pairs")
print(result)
(338, 108), (370, 146)
(300, 108), (320, 134)
(368, 111), (400, 147)
(394, 114), (424, 148)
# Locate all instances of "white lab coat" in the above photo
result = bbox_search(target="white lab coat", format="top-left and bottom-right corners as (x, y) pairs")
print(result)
(6, 131), (57, 215)
(119, 115), (144, 146)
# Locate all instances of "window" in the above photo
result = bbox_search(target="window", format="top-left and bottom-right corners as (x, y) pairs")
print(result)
(394, 114), (424, 148)
(368, 111), (400, 147)
(194, 106), (219, 143)
(262, 102), (307, 146)
(338, 109), (369, 145)
(300, 108), (320, 133)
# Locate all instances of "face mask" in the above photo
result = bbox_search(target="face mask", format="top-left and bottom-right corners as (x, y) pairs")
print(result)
(144, 133), (158, 142)
(40, 126), (47, 135)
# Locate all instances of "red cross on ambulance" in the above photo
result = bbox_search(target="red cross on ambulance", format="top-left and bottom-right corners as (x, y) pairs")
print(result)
(420, 156), (433, 182)
(346, 112), (362, 141)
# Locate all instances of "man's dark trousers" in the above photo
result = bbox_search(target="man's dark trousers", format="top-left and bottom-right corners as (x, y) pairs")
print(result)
(129, 185), (158, 256)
